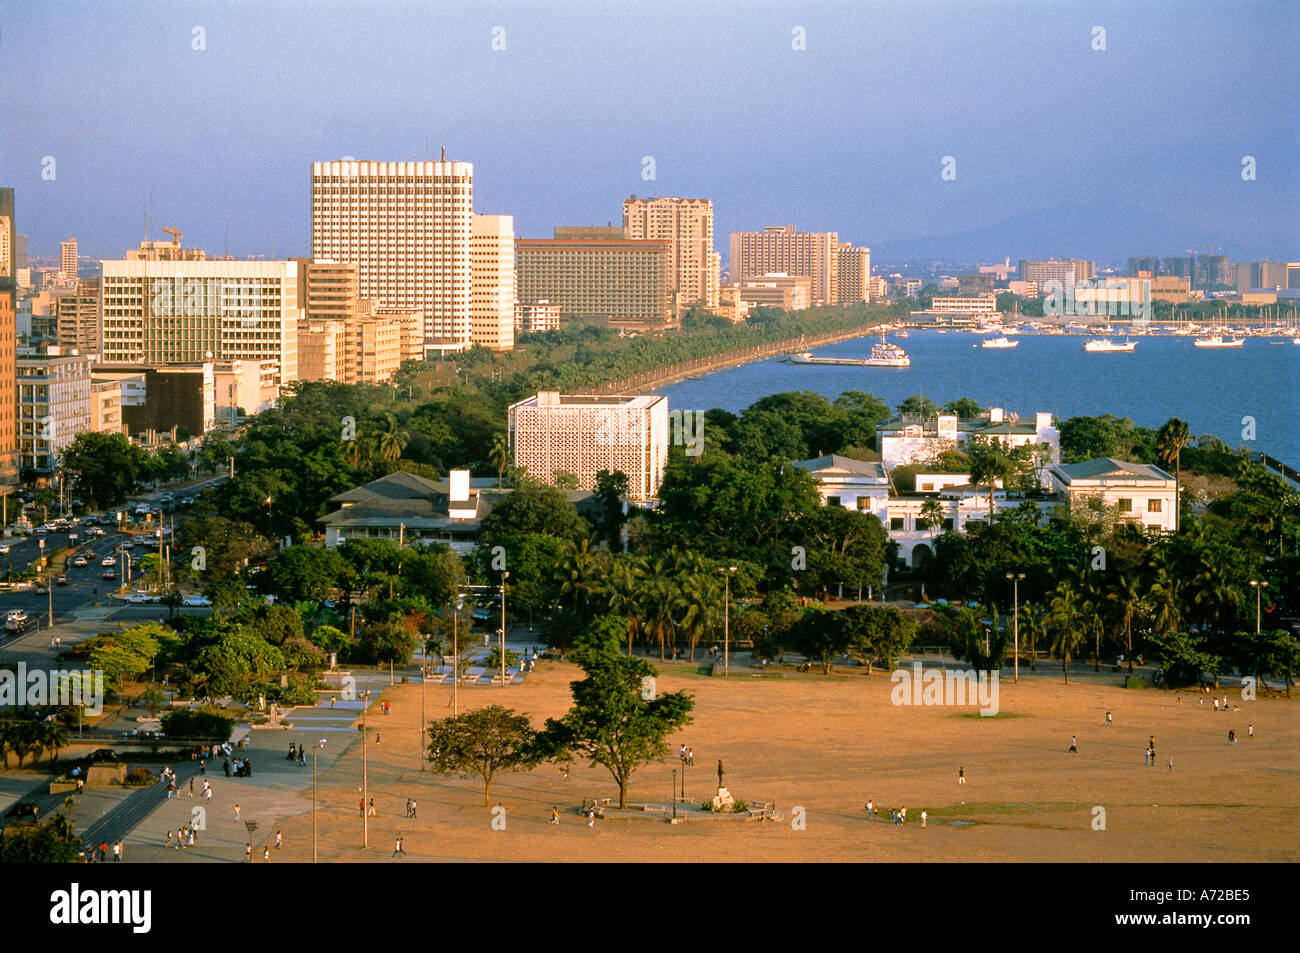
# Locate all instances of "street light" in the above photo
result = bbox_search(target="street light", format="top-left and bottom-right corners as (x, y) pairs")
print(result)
(499, 571), (509, 687)
(1249, 580), (1268, 634)
(361, 689), (371, 848)
(312, 738), (326, 862)
(716, 566), (738, 677)
(1006, 572), (1025, 683)
(452, 594), (465, 716)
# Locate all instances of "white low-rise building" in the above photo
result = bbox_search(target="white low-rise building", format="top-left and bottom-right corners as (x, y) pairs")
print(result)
(878, 408), (1059, 472)
(1046, 458), (1178, 533)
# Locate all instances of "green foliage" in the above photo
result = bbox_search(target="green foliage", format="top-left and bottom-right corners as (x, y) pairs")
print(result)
(542, 654), (693, 809)
(160, 708), (235, 742)
(61, 432), (151, 509)
(425, 705), (542, 805)
(0, 815), (82, 862)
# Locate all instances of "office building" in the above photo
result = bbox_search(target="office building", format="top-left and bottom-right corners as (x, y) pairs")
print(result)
(1127, 256), (1160, 277)
(1194, 254), (1232, 290)
(93, 364), (215, 438)
(622, 197), (719, 311)
(838, 244), (873, 304)
(515, 238), (672, 329)
(16, 345), (92, 474)
(0, 189), (20, 489)
(1017, 258), (1095, 289)
(957, 273), (995, 295)
(55, 279), (100, 353)
(311, 158), (474, 345)
(99, 258), (301, 384)
(90, 378), (125, 434)
(126, 239), (207, 262)
(470, 214), (516, 352)
(1234, 261), (1291, 293)
(508, 391), (669, 502)
(729, 226), (838, 306)
(515, 299), (559, 334)
(738, 273), (811, 311)
(60, 238), (78, 282)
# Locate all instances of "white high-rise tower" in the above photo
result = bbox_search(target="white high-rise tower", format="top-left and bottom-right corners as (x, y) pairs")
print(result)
(311, 159), (473, 346)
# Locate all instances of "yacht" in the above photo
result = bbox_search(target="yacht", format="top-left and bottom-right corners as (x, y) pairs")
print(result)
(980, 336), (1019, 349)
(1083, 338), (1137, 353)
(1193, 335), (1244, 348)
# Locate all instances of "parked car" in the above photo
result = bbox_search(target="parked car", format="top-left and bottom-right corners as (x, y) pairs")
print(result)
(124, 592), (152, 604)
(182, 595), (212, 607)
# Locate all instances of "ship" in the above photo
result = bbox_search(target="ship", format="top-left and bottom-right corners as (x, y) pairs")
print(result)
(789, 339), (910, 368)
(980, 336), (1019, 349)
(1192, 335), (1244, 348)
(1083, 338), (1137, 352)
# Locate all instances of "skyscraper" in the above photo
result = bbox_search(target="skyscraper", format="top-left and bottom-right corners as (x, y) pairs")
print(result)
(622, 197), (719, 311)
(0, 189), (19, 490)
(60, 238), (78, 281)
(311, 159), (473, 347)
(837, 243), (872, 304)
(471, 215), (516, 352)
(729, 226), (839, 307)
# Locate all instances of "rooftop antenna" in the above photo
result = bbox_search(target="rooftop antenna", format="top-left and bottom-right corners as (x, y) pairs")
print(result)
(224, 193), (229, 259)
(441, 145), (446, 161)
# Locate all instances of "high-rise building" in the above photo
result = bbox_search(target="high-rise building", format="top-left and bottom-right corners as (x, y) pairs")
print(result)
(1017, 258), (1095, 289)
(311, 159), (473, 345)
(55, 279), (101, 353)
(126, 239), (206, 262)
(0, 189), (20, 489)
(99, 259), (301, 384)
(508, 391), (669, 502)
(838, 243), (873, 304)
(1194, 254), (1232, 290)
(515, 238), (672, 329)
(60, 238), (79, 281)
(1127, 256), (1160, 277)
(729, 226), (838, 307)
(471, 215), (516, 352)
(1162, 257), (1194, 282)
(16, 345), (92, 474)
(622, 197), (719, 311)
(1234, 261), (1289, 292)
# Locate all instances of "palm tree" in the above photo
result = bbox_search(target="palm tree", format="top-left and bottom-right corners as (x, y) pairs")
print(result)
(1081, 580), (1109, 672)
(377, 413), (409, 464)
(919, 497), (944, 544)
(677, 572), (721, 661)
(1155, 418), (1190, 531)
(605, 555), (645, 655)
(1046, 582), (1084, 684)
(1147, 569), (1183, 638)
(1193, 570), (1242, 635)
(968, 443), (1017, 517)
(555, 538), (604, 626)
(1018, 601), (1045, 671)
(40, 720), (70, 765)
(635, 557), (681, 660)
(1107, 576), (1143, 673)
(489, 433), (510, 489)
(343, 435), (369, 470)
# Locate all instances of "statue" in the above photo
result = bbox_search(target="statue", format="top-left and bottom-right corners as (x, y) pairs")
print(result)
(717, 759), (724, 789)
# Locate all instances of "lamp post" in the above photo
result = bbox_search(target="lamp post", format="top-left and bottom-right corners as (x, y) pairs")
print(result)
(499, 571), (509, 687)
(312, 738), (326, 862)
(361, 689), (370, 848)
(672, 768), (677, 820)
(1249, 580), (1268, 634)
(452, 595), (464, 716)
(1006, 572), (1025, 683)
(717, 566), (737, 677)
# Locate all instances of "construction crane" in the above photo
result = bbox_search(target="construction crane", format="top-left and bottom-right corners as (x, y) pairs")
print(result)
(161, 225), (182, 248)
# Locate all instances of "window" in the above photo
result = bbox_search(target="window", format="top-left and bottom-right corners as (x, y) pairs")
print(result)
(890, 517), (905, 530)
(827, 496), (841, 508)
(1147, 499), (1162, 512)
(1116, 498), (1132, 513)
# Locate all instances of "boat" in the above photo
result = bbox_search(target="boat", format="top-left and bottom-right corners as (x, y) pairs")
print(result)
(1193, 335), (1244, 348)
(980, 336), (1018, 349)
(1083, 338), (1137, 353)
(895, 330), (909, 338)
(788, 338), (910, 368)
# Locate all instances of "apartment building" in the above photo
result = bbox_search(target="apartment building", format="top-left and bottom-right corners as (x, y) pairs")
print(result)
(837, 243), (873, 305)
(470, 214), (516, 351)
(507, 391), (669, 502)
(55, 278), (100, 353)
(515, 238), (672, 328)
(16, 345), (92, 473)
(60, 238), (78, 281)
(1017, 258), (1095, 290)
(729, 226), (838, 306)
(622, 196), (720, 311)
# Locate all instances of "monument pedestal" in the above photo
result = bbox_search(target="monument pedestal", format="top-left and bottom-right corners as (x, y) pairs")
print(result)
(712, 786), (734, 812)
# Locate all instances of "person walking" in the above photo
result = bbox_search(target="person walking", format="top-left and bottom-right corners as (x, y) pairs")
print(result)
(550, 806), (560, 825)
(900, 806), (907, 824)
(275, 831), (282, 850)
(1248, 724), (1254, 738)
(921, 810), (928, 829)
(865, 799), (874, 819)
(1104, 710), (1112, 727)
(263, 846), (270, 862)
(233, 804), (241, 822)
(393, 836), (406, 857)
(410, 798), (417, 819)
(1167, 757), (1174, 773)
(1068, 736), (1078, 753)
(199, 759), (206, 775)
(587, 808), (596, 828)
(1228, 728), (1236, 746)
(1144, 747), (1150, 766)
(189, 778), (194, 798)
(245, 844), (252, 863)
(368, 797), (376, 817)
(1213, 698), (1219, 712)
(958, 766), (965, 784)
(112, 841), (121, 862)
(376, 733), (381, 749)
(359, 798), (365, 817)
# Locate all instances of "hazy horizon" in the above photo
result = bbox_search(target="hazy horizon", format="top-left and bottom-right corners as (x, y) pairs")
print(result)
(3, 0), (1296, 263)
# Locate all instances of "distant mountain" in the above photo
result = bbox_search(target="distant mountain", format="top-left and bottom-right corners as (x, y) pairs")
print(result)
(872, 202), (1298, 267)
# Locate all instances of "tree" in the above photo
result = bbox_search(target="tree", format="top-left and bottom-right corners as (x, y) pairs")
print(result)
(1107, 576), (1144, 673)
(60, 432), (150, 509)
(0, 816), (82, 862)
(160, 708), (236, 742)
(425, 706), (542, 806)
(593, 469), (629, 552)
(838, 604), (917, 673)
(138, 684), (168, 718)
(542, 654), (693, 809)
(489, 433), (510, 489)
(1046, 583), (1084, 683)
(262, 546), (348, 603)
(1155, 417), (1191, 530)
(377, 412), (409, 463)
(920, 498), (945, 545)
(897, 395), (940, 418)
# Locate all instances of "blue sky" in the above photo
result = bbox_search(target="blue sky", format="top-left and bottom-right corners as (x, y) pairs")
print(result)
(2, 0), (1296, 261)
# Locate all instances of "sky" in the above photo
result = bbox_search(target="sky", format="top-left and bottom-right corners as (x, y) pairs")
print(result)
(2, 0), (1297, 263)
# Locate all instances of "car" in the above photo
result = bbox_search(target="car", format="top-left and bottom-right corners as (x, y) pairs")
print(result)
(88, 748), (119, 764)
(4, 610), (29, 632)
(34, 582), (49, 594)
(0, 545), (9, 555)
(82, 515), (98, 525)
(101, 570), (117, 580)
(72, 556), (88, 567)
(35, 524), (51, 534)
(55, 575), (70, 586)
(101, 557), (116, 567)
(87, 527), (106, 536)
(182, 595), (212, 607)
(119, 540), (134, 551)
(124, 592), (152, 604)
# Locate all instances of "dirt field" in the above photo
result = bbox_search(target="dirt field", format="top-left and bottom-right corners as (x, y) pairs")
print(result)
(277, 662), (1299, 862)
